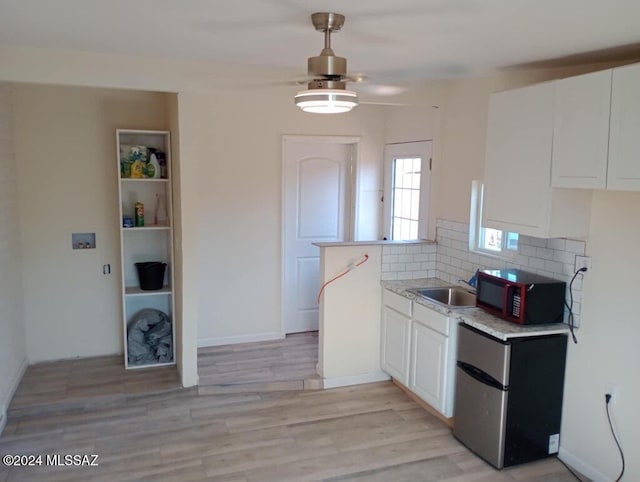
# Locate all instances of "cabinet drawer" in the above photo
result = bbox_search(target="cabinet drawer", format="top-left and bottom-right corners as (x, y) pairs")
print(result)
(413, 302), (449, 336)
(383, 289), (412, 317)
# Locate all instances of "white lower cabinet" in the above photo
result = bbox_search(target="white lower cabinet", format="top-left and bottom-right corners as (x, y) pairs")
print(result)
(381, 289), (458, 418)
(381, 290), (412, 385)
(409, 320), (447, 414)
(381, 306), (411, 386)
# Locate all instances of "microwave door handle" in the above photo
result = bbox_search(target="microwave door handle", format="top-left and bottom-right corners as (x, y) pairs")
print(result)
(502, 283), (512, 317)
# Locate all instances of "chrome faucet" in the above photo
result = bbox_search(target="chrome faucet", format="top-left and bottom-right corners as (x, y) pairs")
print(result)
(458, 278), (477, 292)
(458, 270), (478, 292)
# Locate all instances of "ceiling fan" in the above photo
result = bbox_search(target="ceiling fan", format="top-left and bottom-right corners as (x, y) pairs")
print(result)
(294, 12), (362, 114)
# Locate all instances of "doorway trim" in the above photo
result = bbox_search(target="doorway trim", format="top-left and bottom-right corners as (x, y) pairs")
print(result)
(280, 135), (361, 337)
(382, 140), (433, 241)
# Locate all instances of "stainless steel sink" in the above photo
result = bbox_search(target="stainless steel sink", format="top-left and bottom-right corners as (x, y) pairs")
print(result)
(408, 286), (476, 308)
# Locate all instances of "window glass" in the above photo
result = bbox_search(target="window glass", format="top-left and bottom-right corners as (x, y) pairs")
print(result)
(390, 157), (421, 241)
(470, 181), (519, 255)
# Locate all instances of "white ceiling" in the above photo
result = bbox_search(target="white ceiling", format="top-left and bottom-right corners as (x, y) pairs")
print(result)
(2, 0), (640, 91)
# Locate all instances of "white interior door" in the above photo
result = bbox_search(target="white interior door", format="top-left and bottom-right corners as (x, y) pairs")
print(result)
(283, 137), (354, 334)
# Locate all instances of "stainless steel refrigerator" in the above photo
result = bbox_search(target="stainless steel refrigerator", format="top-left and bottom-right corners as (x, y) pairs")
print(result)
(453, 323), (567, 469)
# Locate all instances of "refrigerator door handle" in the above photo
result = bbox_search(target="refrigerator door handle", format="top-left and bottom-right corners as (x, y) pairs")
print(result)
(457, 361), (508, 391)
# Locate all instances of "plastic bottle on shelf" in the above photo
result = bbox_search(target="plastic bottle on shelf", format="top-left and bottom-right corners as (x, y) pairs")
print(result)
(155, 193), (167, 226)
(130, 159), (144, 178)
(147, 153), (161, 179)
(135, 202), (144, 227)
(156, 151), (167, 178)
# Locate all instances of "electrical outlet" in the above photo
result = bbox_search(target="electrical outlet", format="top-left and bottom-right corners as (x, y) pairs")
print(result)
(574, 255), (591, 272)
(605, 383), (618, 405)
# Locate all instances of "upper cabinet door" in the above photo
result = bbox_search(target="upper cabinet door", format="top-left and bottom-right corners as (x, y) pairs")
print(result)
(483, 82), (554, 236)
(608, 63), (640, 191)
(552, 70), (612, 189)
(483, 81), (591, 238)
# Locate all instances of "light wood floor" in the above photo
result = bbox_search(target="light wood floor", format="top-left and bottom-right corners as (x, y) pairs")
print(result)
(1, 335), (581, 481)
(198, 332), (320, 393)
(9, 355), (181, 412)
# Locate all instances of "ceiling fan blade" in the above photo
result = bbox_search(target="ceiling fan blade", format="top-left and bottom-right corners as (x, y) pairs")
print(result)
(352, 82), (407, 96)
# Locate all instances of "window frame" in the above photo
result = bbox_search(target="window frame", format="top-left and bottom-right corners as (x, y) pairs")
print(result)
(469, 180), (519, 258)
(383, 141), (432, 241)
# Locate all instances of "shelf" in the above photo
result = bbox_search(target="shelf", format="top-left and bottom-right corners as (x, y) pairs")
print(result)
(120, 178), (169, 183)
(126, 361), (176, 370)
(125, 286), (172, 296)
(118, 128), (175, 371)
(122, 224), (170, 231)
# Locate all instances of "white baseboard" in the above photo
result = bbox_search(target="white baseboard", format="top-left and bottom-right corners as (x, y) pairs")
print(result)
(559, 446), (610, 482)
(0, 357), (28, 436)
(197, 332), (283, 348)
(322, 371), (391, 389)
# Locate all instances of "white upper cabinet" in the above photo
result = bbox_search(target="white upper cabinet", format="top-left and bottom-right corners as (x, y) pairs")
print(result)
(483, 82), (592, 238)
(608, 63), (640, 191)
(550, 63), (640, 192)
(551, 70), (612, 189)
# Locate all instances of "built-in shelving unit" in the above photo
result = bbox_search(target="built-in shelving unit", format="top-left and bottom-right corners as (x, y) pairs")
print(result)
(116, 129), (175, 369)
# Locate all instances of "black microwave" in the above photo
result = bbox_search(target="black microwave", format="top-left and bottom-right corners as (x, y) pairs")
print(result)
(476, 269), (566, 325)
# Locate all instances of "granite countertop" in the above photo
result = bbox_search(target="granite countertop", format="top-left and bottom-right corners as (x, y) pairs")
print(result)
(382, 278), (570, 341)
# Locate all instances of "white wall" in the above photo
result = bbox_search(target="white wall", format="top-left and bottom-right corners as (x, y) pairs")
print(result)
(385, 105), (440, 144)
(170, 93), (201, 386)
(12, 84), (170, 362)
(167, 93), (198, 387)
(436, 77), (494, 224)
(560, 191), (640, 480)
(0, 84), (27, 428)
(175, 90), (386, 346)
(0, 46), (449, 109)
(318, 244), (385, 382)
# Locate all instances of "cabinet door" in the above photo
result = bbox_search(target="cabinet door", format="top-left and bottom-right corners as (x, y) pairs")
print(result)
(381, 306), (411, 385)
(483, 82), (554, 237)
(608, 63), (640, 191)
(552, 70), (612, 189)
(409, 320), (448, 415)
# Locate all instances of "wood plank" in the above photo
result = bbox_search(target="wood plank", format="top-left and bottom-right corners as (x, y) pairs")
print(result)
(393, 379), (454, 427)
(0, 336), (578, 482)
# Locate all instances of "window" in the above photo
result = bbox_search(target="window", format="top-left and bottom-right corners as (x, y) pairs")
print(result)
(391, 157), (422, 240)
(470, 180), (519, 255)
(383, 141), (432, 241)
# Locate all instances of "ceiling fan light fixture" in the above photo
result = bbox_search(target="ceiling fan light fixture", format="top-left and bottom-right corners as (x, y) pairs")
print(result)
(294, 89), (358, 114)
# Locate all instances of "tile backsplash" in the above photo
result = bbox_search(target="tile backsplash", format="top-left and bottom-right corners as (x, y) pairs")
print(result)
(381, 243), (437, 281)
(435, 219), (586, 327)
